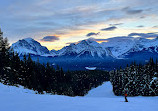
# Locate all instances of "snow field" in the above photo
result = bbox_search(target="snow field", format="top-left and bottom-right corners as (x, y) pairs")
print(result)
(0, 82), (158, 111)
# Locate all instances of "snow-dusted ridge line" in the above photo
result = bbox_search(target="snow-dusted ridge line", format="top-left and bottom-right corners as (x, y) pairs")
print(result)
(11, 37), (158, 58)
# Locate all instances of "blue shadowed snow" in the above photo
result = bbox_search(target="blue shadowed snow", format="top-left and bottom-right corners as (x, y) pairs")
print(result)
(0, 82), (158, 111)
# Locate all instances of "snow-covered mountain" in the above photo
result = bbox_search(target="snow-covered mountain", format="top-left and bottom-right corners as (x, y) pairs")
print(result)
(101, 37), (135, 58)
(55, 38), (109, 58)
(11, 38), (50, 56)
(101, 37), (158, 58)
(119, 37), (158, 58)
(11, 37), (158, 59)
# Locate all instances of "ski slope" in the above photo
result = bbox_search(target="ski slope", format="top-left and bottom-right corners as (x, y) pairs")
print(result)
(0, 82), (158, 111)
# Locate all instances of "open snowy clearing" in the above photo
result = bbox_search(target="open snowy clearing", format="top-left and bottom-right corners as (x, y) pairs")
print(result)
(0, 82), (158, 111)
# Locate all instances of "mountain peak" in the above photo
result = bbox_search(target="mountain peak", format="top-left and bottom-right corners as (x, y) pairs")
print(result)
(76, 38), (97, 45)
(23, 37), (35, 42)
(11, 38), (50, 56)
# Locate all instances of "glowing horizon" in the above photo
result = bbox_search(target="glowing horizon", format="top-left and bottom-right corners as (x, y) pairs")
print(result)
(0, 0), (158, 50)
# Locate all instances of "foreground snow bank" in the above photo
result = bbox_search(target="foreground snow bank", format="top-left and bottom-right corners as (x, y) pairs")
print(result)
(0, 83), (35, 94)
(0, 82), (158, 111)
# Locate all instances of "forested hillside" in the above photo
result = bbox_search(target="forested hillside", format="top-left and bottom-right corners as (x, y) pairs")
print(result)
(110, 59), (158, 96)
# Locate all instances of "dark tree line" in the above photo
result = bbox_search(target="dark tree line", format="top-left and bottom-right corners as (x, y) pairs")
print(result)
(0, 35), (109, 96)
(110, 59), (158, 96)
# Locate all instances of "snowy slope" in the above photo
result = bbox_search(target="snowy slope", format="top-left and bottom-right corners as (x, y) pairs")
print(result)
(85, 81), (115, 98)
(101, 37), (135, 58)
(0, 83), (35, 94)
(0, 82), (158, 111)
(50, 49), (58, 55)
(134, 38), (158, 51)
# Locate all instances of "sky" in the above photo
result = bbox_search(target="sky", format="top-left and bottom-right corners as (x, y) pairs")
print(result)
(0, 0), (158, 50)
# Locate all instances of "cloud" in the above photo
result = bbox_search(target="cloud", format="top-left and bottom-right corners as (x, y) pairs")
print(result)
(95, 32), (158, 43)
(98, 32), (158, 42)
(128, 33), (158, 38)
(140, 16), (146, 19)
(101, 26), (117, 31)
(41, 36), (60, 42)
(153, 25), (158, 28)
(122, 7), (143, 15)
(137, 25), (144, 28)
(109, 23), (123, 26)
(127, 9), (143, 14)
(86, 32), (100, 37)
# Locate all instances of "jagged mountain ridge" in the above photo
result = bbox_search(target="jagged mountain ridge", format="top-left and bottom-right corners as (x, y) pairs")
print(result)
(55, 39), (109, 58)
(11, 37), (158, 59)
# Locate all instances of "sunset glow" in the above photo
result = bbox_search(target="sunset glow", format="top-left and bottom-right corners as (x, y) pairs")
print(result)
(0, 0), (158, 50)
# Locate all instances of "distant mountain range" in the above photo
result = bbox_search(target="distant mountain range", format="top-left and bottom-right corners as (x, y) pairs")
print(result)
(10, 37), (158, 70)
(11, 37), (158, 59)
